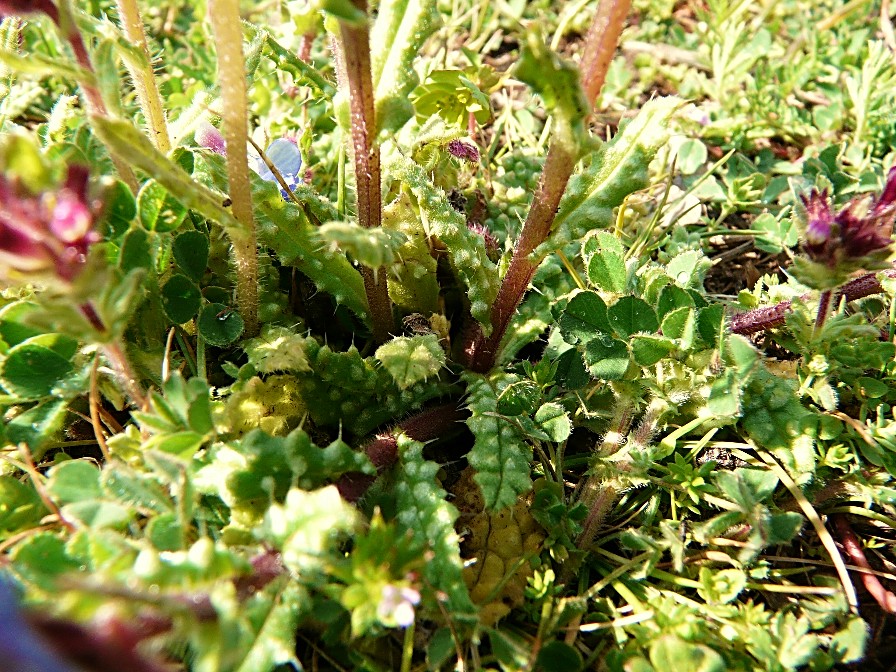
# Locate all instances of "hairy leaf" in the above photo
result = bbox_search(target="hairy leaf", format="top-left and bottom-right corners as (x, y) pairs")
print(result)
(464, 373), (533, 510)
(392, 437), (476, 619)
(386, 148), (498, 332)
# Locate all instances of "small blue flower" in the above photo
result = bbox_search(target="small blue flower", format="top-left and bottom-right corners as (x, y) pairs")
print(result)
(253, 138), (303, 198)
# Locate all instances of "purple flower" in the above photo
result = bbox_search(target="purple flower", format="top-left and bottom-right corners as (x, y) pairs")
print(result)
(800, 167), (896, 268)
(447, 139), (480, 164)
(0, 165), (99, 283)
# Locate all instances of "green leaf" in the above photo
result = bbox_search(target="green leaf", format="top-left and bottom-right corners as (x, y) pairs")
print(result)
(11, 532), (83, 591)
(47, 461), (102, 503)
(375, 334), (445, 390)
(631, 334), (676, 367)
(831, 617), (868, 664)
(657, 285), (694, 317)
(607, 296), (658, 338)
(392, 437), (476, 619)
(0, 301), (43, 351)
(118, 226), (154, 272)
(586, 232), (627, 293)
(161, 274), (202, 324)
(544, 97), (681, 256)
(666, 250), (710, 289)
(0, 475), (47, 536)
(496, 379), (541, 416)
(558, 290), (609, 344)
(649, 636), (725, 672)
(371, 0), (441, 133)
(535, 641), (584, 672)
(321, 0), (367, 24)
(261, 486), (357, 575)
(386, 150), (498, 332)
(90, 116), (241, 233)
(138, 180), (188, 232)
(465, 373), (533, 510)
(98, 179), (137, 238)
(173, 230), (210, 282)
(516, 30), (588, 151)
(696, 567), (746, 605)
(222, 429), (372, 518)
(0, 342), (73, 399)
(317, 222), (407, 268)
(675, 138), (708, 175)
(534, 402), (571, 442)
(660, 307), (695, 348)
(198, 303), (245, 347)
(5, 399), (68, 456)
(753, 212), (798, 254)
(235, 580), (305, 672)
(192, 152), (370, 324)
(584, 336), (629, 380)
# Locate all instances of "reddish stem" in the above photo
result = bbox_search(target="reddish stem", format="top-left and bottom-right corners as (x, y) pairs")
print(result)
(462, 0), (632, 373)
(832, 514), (896, 613)
(730, 268), (896, 335)
(337, 2), (393, 344)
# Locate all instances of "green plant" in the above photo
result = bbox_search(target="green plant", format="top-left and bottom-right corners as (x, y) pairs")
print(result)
(0, 0), (895, 669)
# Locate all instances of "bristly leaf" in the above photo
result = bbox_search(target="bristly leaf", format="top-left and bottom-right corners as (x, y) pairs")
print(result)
(261, 486), (357, 576)
(386, 148), (498, 333)
(383, 192), (440, 313)
(192, 151), (370, 323)
(539, 97), (681, 259)
(391, 436), (476, 620)
(375, 334), (445, 390)
(317, 221), (408, 268)
(235, 580), (306, 672)
(464, 373), (533, 510)
(296, 338), (453, 436)
(370, 0), (441, 133)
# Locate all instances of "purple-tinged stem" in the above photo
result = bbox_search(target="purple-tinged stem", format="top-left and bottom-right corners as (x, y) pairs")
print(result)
(814, 289), (832, 333)
(336, 0), (393, 344)
(730, 268), (896, 336)
(55, 0), (138, 193)
(463, 0), (632, 373)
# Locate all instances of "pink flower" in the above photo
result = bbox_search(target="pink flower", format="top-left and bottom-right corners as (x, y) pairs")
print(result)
(0, 165), (99, 283)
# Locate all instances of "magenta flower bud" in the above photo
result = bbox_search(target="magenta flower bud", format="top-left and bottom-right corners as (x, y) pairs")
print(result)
(0, 0), (58, 22)
(195, 122), (227, 156)
(0, 165), (98, 283)
(447, 139), (480, 164)
(800, 190), (834, 247)
(798, 169), (896, 272)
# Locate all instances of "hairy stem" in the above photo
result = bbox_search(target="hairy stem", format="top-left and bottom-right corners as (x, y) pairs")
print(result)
(56, 0), (138, 192)
(463, 0), (631, 372)
(814, 288), (832, 333)
(114, 0), (171, 154)
(207, 0), (258, 337)
(337, 0), (393, 344)
(730, 268), (896, 335)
